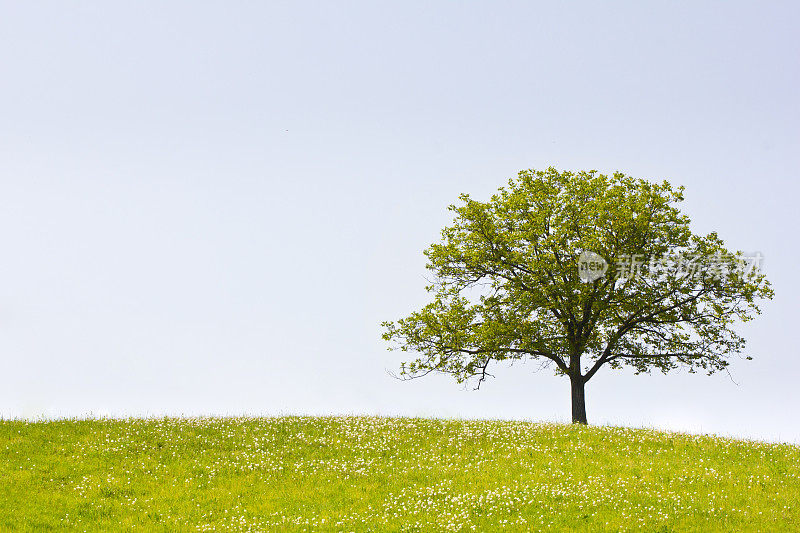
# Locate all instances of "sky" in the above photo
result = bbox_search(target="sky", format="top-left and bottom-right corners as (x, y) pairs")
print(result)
(1, 1), (798, 442)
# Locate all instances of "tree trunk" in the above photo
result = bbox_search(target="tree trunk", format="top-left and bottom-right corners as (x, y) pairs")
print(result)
(570, 374), (588, 424)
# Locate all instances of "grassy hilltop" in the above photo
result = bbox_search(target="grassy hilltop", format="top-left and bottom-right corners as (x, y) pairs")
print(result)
(1, 416), (798, 531)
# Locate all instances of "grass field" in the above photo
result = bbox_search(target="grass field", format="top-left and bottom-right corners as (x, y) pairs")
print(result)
(1, 416), (798, 531)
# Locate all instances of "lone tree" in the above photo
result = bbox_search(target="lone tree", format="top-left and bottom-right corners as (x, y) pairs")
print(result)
(382, 168), (772, 424)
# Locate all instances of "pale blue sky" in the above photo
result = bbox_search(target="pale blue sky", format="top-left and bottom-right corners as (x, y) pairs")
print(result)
(1, 2), (798, 441)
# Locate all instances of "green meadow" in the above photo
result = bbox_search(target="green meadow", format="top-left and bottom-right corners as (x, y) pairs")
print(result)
(1, 416), (797, 531)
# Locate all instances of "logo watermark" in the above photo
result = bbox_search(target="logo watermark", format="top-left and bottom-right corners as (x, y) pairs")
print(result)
(577, 250), (608, 282)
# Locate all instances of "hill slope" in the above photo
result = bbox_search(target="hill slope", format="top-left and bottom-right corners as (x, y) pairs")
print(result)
(1, 416), (798, 531)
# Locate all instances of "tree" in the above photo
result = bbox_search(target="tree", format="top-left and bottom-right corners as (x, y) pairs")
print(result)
(381, 168), (772, 424)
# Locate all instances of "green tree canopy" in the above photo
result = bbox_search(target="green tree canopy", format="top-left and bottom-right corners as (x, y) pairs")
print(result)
(382, 168), (772, 424)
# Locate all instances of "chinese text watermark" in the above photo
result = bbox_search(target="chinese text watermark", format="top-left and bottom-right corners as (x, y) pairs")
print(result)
(577, 251), (764, 282)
